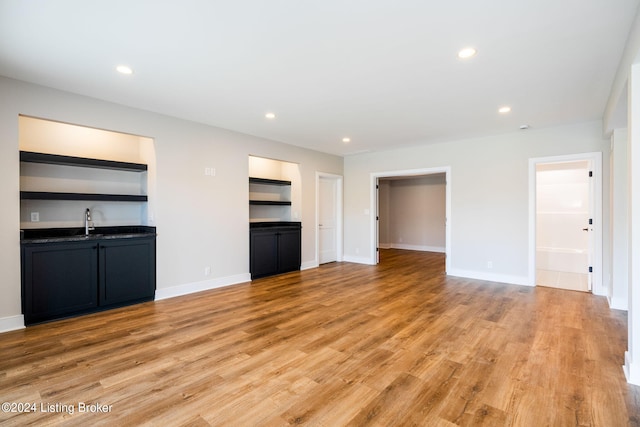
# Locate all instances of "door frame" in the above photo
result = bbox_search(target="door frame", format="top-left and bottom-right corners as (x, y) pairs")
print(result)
(370, 167), (451, 273)
(315, 172), (343, 267)
(528, 152), (603, 294)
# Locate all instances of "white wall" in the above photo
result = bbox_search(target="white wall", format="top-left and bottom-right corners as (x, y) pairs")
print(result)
(624, 63), (640, 385)
(610, 128), (629, 310)
(379, 175), (446, 252)
(344, 121), (610, 285)
(0, 76), (342, 329)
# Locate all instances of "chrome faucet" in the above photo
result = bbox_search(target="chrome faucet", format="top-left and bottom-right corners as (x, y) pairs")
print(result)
(85, 208), (95, 236)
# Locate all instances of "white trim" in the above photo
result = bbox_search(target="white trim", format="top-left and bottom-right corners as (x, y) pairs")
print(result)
(315, 172), (344, 265)
(370, 167), (452, 273)
(609, 296), (628, 311)
(447, 269), (531, 287)
(381, 243), (446, 253)
(301, 260), (317, 270)
(343, 255), (375, 265)
(154, 273), (251, 300)
(528, 152), (603, 293)
(625, 351), (640, 386)
(0, 315), (25, 333)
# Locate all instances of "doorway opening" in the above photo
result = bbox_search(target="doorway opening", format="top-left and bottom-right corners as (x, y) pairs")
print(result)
(370, 167), (451, 273)
(529, 153), (602, 294)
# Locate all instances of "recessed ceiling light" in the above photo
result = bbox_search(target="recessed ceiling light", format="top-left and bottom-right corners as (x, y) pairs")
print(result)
(457, 47), (477, 59)
(342, 137), (351, 143)
(116, 65), (133, 75)
(520, 124), (530, 130)
(498, 106), (512, 114)
(265, 112), (276, 119)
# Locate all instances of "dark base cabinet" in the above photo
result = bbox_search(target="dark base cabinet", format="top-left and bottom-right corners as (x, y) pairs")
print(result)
(99, 238), (156, 308)
(250, 222), (301, 279)
(22, 236), (156, 325)
(22, 242), (99, 325)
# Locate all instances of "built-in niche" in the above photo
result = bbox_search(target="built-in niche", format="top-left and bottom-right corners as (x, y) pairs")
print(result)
(248, 155), (301, 222)
(19, 116), (156, 229)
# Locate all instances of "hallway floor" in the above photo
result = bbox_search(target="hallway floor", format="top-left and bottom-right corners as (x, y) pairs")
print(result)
(536, 268), (589, 292)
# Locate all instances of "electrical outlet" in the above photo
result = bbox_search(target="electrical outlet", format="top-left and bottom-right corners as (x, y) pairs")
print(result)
(204, 266), (211, 276)
(487, 261), (493, 269)
(30, 212), (40, 222)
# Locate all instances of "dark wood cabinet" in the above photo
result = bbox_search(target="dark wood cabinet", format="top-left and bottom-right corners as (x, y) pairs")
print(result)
(21, 236), (156, 325)
(22, 241), (99, 325)
(250, 222), (301, 279)
(99, 237), (156, 307)
(277, 228), (302, 273)
(250, 230), (280, 279)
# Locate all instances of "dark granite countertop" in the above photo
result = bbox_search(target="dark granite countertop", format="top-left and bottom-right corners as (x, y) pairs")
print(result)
(21, 226), (157, 244)
(249, 221), (302, 229)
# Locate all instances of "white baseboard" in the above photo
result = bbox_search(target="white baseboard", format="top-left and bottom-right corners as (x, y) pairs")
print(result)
(0, 315), (25, 333)
(391, 243), (445, 253)
(155, 273), (251, 301)
(447, 268), (532, 287)
(609, 295), (628, 311)
(343, 255), (375, 265)
(378, 243), (445, 253)
(301, 260), (318, 271)
(624, 351), (640, 385)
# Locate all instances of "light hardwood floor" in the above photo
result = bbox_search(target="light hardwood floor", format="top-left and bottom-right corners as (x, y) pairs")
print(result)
(1, 249), (638, 426)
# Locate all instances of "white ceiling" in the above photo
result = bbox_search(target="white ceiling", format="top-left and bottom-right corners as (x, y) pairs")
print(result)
(0, 0), (638, 156)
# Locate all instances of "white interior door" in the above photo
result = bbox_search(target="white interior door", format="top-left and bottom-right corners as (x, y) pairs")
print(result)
(319, 177), (337, 264)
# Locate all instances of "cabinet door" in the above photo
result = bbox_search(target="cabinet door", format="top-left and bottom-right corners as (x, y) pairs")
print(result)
(22, 242), (98, 325)
(99, 238), (156, 307)
(250, 230), (279, 279)
(277, 228), (302, 274)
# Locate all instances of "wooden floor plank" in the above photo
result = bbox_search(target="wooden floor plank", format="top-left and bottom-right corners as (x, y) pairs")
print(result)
(0, 249), (637, 426)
